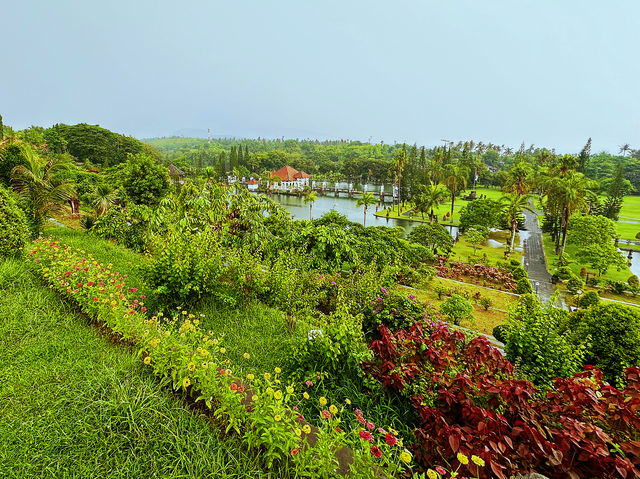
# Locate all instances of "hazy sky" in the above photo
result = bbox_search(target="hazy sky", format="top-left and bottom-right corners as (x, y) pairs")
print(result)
(3, 0), (639, 153)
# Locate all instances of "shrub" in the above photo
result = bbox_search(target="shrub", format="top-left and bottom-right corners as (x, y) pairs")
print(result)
(566, 274), (584, 295)
(478, 296), (493, 311)
(607, 280), (627, 295)
(569, 303), (640, 386)
(509, 264), (528, 282)
(515, 277), (533, 294)
(554, 266), (573, 280)
(629, 275), (639, 288)
(577, 291), (600, 309)
(439, 294), (473, 326)
(587, 276), (603, 287)
(364, 322), (640, 479)
(579, 266), (587, 277)
(0, 186), (29, 257)
(492, 324), (509, 343)
(505, 294), (586, 386)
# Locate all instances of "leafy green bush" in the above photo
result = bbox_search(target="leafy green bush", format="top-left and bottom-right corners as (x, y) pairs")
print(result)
(492, 324), (509, 343)
(0, 186), (29, 256)
(607, 281), (627, 295)
(361, 289), (438, 337)
(439, 294), (473, 326)
(569, 304), (640, 386)
(566, 274), (585, 294)
(578, 291), (600, 309)
(91, 206), (147, 251)
(515, 277), (533, 294)
(628, 275), (639, 288)
(554, 266), (573, 280)
(479, 296), (493, 311)
(505, 294), (586, 386)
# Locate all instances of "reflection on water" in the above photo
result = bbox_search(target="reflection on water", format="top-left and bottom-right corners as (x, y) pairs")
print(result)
(627, 251), (640, 277)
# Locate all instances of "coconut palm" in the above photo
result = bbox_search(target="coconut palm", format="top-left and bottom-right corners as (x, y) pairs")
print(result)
(544, 171), (597, 256)
(501, 194), (535, 255)
(303, 189), (318, 220)
(92, 183), (118, 217)
(11, 145), (74, 234)
(414, 182), (448, 223)
(619, 144), (631, 157)
(442, 164), (468, 219)
(356, 191), (376, 227)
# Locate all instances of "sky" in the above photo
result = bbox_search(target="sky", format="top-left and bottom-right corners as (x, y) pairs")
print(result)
(3, 0), (639, 153)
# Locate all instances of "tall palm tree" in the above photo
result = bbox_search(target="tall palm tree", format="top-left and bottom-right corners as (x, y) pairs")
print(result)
(11, 145), (74, 234)
(356, 191), (376, 227)
(303, 189), (318, 220)
(544, 171), (597, 256)
(619, 144), (631, 157)
(414, 182), (448, 223)
(501, 194), (534, 255)
(442, 164), (468, 220)
(92, 183), (118, 217)
(503, 161), (533, 196)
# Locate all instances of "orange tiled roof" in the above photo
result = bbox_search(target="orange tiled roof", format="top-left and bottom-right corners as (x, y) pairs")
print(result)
(271, 165), (310, 181)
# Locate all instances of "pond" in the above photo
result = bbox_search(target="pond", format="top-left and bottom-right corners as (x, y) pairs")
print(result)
(270, 192), (460, 238)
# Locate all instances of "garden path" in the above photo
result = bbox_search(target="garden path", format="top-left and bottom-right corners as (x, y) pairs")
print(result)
(521, 202), (566, 309)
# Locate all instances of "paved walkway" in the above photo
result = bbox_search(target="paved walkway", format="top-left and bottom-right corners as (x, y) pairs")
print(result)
(521, 203), (565, 308)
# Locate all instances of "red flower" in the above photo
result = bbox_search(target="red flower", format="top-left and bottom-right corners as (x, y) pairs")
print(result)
(219, 369), (226, 375)
(359, 430), (374, 442)
(291, 448), (299, 456)
(370, 446), (382, 458)
(129, 310), (135, 315)
(385, 433), (397, 446)
(321, 409), (331, 419)
(141, 307), (147, 312)
(436, 466), (446, 475)
(366, 421), (375, 431)
(88, 281), (94, 286)
(230, 383), (238, 391)
(93, 297), (98, 302)
(335, 426), (344, 433)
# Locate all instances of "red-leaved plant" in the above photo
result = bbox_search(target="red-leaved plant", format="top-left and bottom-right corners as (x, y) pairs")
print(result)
(363, 322), (640, 479)
(434, 256), (517, 291)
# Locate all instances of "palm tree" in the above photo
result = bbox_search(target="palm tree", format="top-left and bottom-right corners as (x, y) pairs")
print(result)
(619, 144), (631, 157)
(503, 161), (533, 196)
(414, 182), (448, 223)
(92, 183), (118, 217)
(11, 145), (74, 234)
(303, 189), (318, 220)
(501, 194), (535, 255)
(442, 164), (468, 220)
(356, 192), (376, 227)
(544, 171), (597, 256)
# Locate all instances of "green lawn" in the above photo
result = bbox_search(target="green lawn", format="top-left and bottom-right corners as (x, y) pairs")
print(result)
(616, 220), (640, 242)
(450, 230), (522, 265)
(619, 195), (640, 221)
(541, 233), (633, 283)
(0, 258), (286, 478)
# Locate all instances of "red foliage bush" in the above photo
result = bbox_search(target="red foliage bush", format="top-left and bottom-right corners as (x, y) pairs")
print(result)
(363, 322), (640, 479)
(434, 256), (516, 291)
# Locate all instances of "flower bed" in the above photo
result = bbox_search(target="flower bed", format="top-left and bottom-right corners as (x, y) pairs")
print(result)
(434, 256), (517, 291)
(29, 238), (411, 478)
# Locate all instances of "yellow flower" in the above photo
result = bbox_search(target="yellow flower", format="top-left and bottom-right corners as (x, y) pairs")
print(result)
(294, 428), (302, 436)
(302, 424), (311, 434)
(266, 387), (274, 395)
(274, 390), (283, 400)
(246, 374), (255, 381)
(274, 414), (282, 422)
(252, 395), (258, 402)
(201, 362), (209, 369)
(143, 356), (151, 365)
(220, 347), (226, 354)
(427, 469), (438, 479)
(471, 455), (485, 467)
(329, 405), (338, 415)
(457, 452), (469, 465)
(243, 352), (250, 359)
(400, 451), (411, 464)
(188, 362), (196, 371)
(183, 377), (191, 388)
(345, 398), (351, 405)
(264, 372), (271, 381)
(274, 367), (281, 374)
(286, 385), (294, 394)
(319, 396), (327, 406)
(274, 379), (281, 385)
(303, 392), (310, 400)
(150, 338), (160, 348)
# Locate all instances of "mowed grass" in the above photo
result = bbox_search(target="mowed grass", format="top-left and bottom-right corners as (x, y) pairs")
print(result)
(398, 276), (517, 335)
(449, 230), (522, 265)
(0, 259), (288, 478)
(619, 195), (640, 221)
(542, 233), (633, 283)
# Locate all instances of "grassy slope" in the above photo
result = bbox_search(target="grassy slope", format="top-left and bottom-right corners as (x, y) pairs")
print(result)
(450, 230), (522, 265)
(0, 259), (285, 478)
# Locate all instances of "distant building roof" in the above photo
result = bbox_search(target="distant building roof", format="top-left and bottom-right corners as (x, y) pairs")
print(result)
(271, 165), (310, 182)
(247, 179), (259, 185)
(168, 164), (185, 177)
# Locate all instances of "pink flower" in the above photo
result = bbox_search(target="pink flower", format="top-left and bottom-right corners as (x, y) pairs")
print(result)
(366, 421), (375, 431)
(305, 380), (313, 387)
(377, 427), (386, 435)
(370, 446), (382, 458)
(436, 466), (446, 475)
(359, 430), (374, 442)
